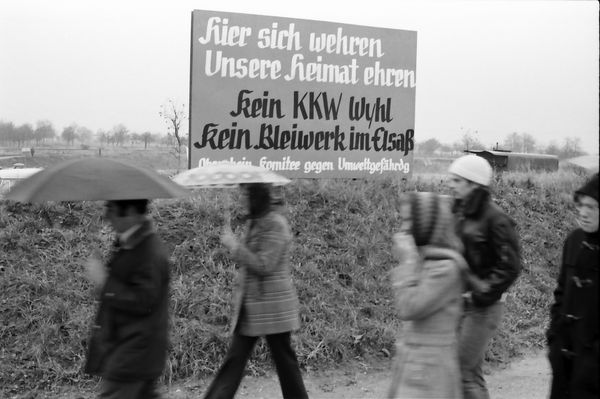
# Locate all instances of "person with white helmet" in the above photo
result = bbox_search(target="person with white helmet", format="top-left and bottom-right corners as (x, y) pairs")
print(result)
(447, 154), (521, 399)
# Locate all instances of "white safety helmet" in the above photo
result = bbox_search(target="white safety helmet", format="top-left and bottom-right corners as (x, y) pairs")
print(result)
(448, 154), (493, 186)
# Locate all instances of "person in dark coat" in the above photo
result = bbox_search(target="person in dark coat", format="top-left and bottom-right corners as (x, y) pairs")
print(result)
(547, 173), (599, 399)
(203, 183), (308, 399)
(447, 155), (521, 399)
(84, 199), (170, 399)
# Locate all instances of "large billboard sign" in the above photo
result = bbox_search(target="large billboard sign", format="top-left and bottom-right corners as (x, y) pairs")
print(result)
(190, 10), (417, 178)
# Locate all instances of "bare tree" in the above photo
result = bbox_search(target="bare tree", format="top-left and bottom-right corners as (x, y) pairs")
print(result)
(76, 126), (94, 145)
(521, 133), (536, 153)
(141, 131), (154, 149)
(458, 128), (484, 151)
(96, 129), (110, 146)
(560, 137), (584, 159)
(34, 120), (56, 145)
(61, 124), (78, 146)
(544, 140), (560, 156)
(159, 99), (187, 171)
(0, 121), (15, 146)
(503, 132), (521, 151)
(14, 123), (34, 147)
(111, 124), (129, 146)
(503, 132), (537, 153)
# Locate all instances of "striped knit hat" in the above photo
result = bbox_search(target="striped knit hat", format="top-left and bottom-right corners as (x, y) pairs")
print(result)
(407, 192), (460, 249)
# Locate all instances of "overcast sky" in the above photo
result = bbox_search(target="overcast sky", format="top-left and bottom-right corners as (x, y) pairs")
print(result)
(1, 0), (598, 152)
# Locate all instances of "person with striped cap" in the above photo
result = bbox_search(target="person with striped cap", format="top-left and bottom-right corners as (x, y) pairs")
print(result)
(447, 154), (521, 399)
(387, 192), (485, 398)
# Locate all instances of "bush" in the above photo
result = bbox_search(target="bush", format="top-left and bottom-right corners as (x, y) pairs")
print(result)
(0, 170), (589, 395)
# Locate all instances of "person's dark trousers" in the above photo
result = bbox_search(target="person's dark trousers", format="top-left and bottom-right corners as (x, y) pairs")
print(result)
(98, 378), (162, 398)
(548, 341), (571, 399)
(548, 340), (599, 399)
(203, 332), (308, 399)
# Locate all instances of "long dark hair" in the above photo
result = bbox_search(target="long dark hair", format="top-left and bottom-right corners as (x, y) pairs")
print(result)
(110, 199), (149, 216)
(244, 183), (272, 218)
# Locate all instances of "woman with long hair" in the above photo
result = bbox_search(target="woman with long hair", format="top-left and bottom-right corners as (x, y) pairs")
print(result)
(203, 183), (308, 399)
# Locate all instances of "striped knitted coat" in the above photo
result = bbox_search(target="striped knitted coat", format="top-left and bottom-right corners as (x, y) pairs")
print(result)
(388, 192), (474, 399)
(229, 209), (300, 336)
(388, 247), (467, 399)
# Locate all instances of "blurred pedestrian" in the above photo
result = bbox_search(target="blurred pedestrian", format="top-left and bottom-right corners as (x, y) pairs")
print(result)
(547, 173), (598, 399)
(388, 192), (484, 399)
(203, 183), (308, 399)
(447, 155), (521, 399)
(84, 199), (170, 399)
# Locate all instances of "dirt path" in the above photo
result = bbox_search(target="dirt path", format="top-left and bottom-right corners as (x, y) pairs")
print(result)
(169, 350), (551, 399)
(45, 351), (550, 398)
(486, 351), (551, 399)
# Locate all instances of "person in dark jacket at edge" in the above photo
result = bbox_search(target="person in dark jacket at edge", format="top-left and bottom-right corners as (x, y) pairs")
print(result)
(84, 199), (170, 399)
(547, 173), (599, 399)
(447, 154), (522, 399)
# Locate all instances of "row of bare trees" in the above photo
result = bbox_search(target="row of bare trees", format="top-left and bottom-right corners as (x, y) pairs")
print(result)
(0, 120), (174, 148)
(0, 99), (190, 170)
(0, 100), (189, 150)
(0, 120), (56, 147)
(3, 104), (588, 164)
(415, 130), (586, 159)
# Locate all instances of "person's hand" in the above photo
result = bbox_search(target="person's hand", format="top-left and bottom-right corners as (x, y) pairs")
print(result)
(392, 232), (418, 264)
(221, 225), (239, 253)
(467, 275), (491, 294)
(85, 255), (107, 287)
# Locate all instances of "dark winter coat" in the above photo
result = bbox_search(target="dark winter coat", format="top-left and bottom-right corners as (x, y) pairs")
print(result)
(452, 188), (521, 307)
(547, 228), (599, 398)
(230, 209), (300, 336)
(85, 219), (170, 381)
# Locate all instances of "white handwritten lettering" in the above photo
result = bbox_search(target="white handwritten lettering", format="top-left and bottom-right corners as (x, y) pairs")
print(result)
(309, 28), (384, 58)
(337, 157), (410, 174)
(303, 160), (334, 174)
(284, 54), (359, 84)
(364, 62), (416, 88)
(197, 17), (252, 47)
(257, 23), (302, 51)
(204, 50), (282, 80)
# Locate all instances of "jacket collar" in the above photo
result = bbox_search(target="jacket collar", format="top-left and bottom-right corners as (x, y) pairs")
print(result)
(118, 223), (142, 245)
(453, 186), (490, 217)
(118, 218), (155, 250)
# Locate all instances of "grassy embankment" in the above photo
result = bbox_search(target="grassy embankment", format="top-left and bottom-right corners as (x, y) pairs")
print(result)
(0, 167), (590, 396)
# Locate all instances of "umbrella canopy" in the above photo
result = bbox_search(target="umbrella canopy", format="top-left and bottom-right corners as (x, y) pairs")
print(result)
(172, 164), (291, 188)
(4, 157), (191, 202)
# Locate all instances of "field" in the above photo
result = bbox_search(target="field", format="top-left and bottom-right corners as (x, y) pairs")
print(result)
(0, 148), (592, 397)
(0, 145), (182, 172)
